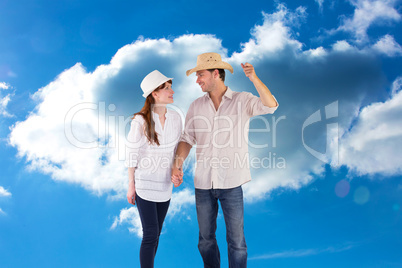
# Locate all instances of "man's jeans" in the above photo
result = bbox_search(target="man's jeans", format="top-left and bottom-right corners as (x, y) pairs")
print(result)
(195, 186), (247, 268)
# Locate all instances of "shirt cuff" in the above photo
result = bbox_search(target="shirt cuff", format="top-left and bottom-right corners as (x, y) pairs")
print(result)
(179, 133), (196, 146)
(260, 95), (279, 113)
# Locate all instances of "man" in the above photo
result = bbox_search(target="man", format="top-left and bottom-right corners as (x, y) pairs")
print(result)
(172, 52), (278, 268)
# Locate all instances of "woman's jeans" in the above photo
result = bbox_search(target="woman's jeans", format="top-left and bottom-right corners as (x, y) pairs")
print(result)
(136, 194), (170, 268)
(195, 186), (247, 268)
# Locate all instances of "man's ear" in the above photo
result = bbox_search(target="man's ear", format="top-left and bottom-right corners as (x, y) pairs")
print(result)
(213, 69), (219, 79)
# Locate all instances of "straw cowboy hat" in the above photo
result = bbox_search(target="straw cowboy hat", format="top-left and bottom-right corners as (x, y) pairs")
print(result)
(140, 70), (173, 98)
(186, 52), (233, 76)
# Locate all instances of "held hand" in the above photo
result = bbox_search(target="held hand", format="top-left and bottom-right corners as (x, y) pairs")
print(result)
(172, 176), (182, 187)
(241, 62), (258, 82)
(127, 181), (136, 205)
(171, 166), (184, 187)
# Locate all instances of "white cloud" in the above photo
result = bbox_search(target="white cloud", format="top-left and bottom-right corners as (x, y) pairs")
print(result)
(338, 76), (402, 176)
(332, 40), (355, 52)
(8, 2), (398, 224)
(304, 46), (328, 57)
(0, 186), (11, 217)
(111, 206), (142, 237)
(9, 63), (125, 195)
(0, 82), (10, 90)
(8, 34), (227, 197)
(315, 0), (325, 12)
(0, 82), (13, 117)
(111, 188), (194, 237)
(391, 76), (402, 96)
(231, 4), (306, 63)
(167, 188), (195, 217)
(250, 243), (355, 260)
(244, 150), (325, 202)
(372, 34), (402, 56)
(0, 186), (11, 197)
(337, 0), (401, 43)
(9, 4), (311, 199)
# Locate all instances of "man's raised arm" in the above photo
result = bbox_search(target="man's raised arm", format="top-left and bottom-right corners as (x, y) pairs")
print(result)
(241, 62), (278, 108)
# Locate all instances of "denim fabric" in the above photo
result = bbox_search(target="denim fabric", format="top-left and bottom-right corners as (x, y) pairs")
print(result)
(195, 186), (247, 268)
(136, 194), (170, 268)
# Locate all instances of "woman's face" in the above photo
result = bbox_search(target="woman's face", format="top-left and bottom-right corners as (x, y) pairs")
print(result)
(152, 82), (174, 104)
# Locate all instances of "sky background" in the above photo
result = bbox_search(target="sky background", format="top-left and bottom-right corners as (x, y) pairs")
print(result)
(1, 0), (402, 267)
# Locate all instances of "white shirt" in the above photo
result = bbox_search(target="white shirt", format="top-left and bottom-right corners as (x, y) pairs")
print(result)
(180, 87), (278, 189)
(125, 109), (182, 202)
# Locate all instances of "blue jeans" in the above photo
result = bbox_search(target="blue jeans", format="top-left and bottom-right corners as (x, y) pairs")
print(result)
(136, 194), (170, 268)
(195, 186), (247, 268)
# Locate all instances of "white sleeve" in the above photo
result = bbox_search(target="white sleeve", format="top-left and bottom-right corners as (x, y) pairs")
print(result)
(125, 116), (146, 168)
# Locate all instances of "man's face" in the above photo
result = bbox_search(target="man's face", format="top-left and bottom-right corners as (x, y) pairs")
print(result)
(196, 70), (215, 92)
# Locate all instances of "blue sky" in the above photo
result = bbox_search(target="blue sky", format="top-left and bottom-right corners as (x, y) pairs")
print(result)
(1, 0), (402, 267)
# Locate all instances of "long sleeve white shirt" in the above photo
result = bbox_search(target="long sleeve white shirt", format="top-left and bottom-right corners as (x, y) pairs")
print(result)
(180, 87), (278, 190)
(125, 109), (182, 202)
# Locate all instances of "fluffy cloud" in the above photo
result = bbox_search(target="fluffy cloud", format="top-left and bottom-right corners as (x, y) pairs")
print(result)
(231, 4), (305, 63)
(337, 0), (401, 43)
(0, 186), (11, 216)
(391, 76), (402, 95)
(250, 243), (355, 260)
(9, 4), (312, 200)
(111, 188), (194, 237)
(332, 40), (356, 52)
(8, 33), (229, 197)
(0, 82), (13, 117)
(8, 3), (399, 232)
(0, 186), (11, 197)
(0, 82), (9, 90)
(372, 34), (402, 56)
(338, 76), (402, 176)
(315, 0), (325, 12)
(9, 64), (124, 195)
(110, 206), (141, 236)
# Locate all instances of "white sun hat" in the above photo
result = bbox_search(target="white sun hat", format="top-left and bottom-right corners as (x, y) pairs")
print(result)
(140, 70), (173, 98)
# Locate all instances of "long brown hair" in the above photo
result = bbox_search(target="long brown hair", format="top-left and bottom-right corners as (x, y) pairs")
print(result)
(132, 80), (172, 145)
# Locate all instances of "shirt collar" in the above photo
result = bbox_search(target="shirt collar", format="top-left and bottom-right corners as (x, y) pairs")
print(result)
(205, 86), (233, 100)
(152, 109), (170, 118)
(224, 87), (233, 99)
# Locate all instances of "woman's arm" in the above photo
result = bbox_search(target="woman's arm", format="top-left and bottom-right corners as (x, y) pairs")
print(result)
(127, 167), (136, 205)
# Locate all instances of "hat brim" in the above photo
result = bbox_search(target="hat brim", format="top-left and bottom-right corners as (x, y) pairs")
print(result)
(186, 62), (233, 76)
(142, 77), (173, 98)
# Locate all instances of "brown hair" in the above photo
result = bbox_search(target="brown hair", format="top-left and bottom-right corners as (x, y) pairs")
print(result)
(132, 80), (172, 145)
(207, 69), (226, 82)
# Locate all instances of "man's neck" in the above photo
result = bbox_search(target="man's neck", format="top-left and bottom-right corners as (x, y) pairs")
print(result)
(209, 84), (227, 102)
(209, 84), (227, 111)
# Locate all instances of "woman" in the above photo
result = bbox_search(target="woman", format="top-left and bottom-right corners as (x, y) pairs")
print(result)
(125, 70), (183, 268)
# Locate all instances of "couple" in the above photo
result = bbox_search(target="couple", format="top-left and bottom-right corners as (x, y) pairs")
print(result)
(125, 52), (279, 268)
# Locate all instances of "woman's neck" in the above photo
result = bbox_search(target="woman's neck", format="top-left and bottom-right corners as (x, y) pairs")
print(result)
(152, 104), (167, 116)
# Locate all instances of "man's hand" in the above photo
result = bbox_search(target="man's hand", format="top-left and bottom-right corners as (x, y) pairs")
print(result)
(241, 63), (258, 82)
(171, 166), (183, 187)
(127, 180), (136, 205)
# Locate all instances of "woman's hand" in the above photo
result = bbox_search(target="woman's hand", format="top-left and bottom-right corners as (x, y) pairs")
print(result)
(171, 166), (184, 187)
(127, 180), (136, 205)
